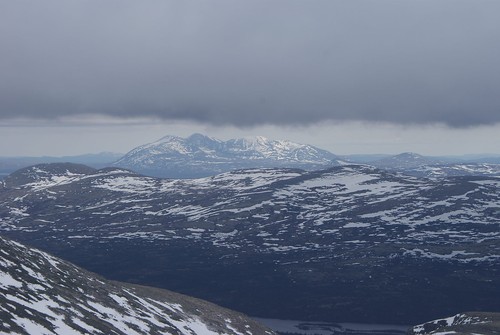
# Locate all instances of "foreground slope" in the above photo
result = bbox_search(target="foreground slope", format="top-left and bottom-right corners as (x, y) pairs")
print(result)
(1, 163), (499, 324)
(409, 312), (500, 334)
(0, 235), (275, 335)
(113, 133), (340, 178)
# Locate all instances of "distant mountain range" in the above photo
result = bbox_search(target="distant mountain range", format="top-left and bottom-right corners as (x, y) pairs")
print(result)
(104, 134), (500, 178)
(113, 133), (341, 178)
(342, 153), (500, 165)
(1, 162), (499, 325)
(0, 234), (275, 335)
(368, 152), (500, 178)
(111, 134), (500, 178)
(1, 134), (499, 179)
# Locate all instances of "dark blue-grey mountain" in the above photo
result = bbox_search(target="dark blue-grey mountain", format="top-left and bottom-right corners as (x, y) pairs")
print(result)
(113, 133), (341, 178)
(0, 163), (499, 325)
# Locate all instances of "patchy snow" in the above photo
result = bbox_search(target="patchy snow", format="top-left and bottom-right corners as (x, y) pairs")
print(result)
(94, 176), (157, 194)
(411, 313), (492, 335)
(0, 272), (23, 288)
(402, 248), (500, 263)
(0, 236), (274, 335)
(343, 222), (371, 228)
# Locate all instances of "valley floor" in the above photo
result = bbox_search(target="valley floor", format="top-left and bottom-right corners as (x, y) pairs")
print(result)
(255, 318), (409, 335)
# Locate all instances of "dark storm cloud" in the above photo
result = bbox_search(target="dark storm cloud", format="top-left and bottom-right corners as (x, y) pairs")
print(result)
(1, 0), (500, 127)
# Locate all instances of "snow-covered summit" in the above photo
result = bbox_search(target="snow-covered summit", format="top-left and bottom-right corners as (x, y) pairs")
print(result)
(113, 134), (340, 178)
(224, 136), (316, 160)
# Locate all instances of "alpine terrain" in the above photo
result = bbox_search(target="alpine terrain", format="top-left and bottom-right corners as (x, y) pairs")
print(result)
(0, 235), (275, 335)
(0, 163), (499, 325)
(409, 312), (500, 334)
(113, 133), (341, 178)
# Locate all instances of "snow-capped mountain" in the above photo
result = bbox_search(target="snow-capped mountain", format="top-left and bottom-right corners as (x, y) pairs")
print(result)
(409, 312), (500, 334)
(1, 163), (499, 324)
(113, 133), (341, 178)
(0, 235), (275, 335)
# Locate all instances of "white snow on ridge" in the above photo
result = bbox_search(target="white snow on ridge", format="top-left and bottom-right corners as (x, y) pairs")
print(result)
(114, 133), (339, 175)
(402, 248), (500, 263)
(15, 167), (91, 192)
(411, 312), (492, 335)
(194, 169), (302, 190)
(3, 164), (499, 264)
(0, 236), (275, 335)
(94, 176), (157, 194)
(24, 174), (81, 191)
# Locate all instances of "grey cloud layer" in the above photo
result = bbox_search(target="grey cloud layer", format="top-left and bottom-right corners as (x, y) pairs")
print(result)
(1, 1), (500, 127)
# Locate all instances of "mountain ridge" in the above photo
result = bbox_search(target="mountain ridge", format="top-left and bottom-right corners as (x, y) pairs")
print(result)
(113, 133), (341, 178)
(409, 312), (500, 334)
(1, 163), (499, 324)
(0, 234), (275, 335)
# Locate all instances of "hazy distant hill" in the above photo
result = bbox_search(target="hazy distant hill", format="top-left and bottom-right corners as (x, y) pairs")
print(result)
(369, 152), (500, 178)
(1, 163), (499, 324)
(371, 152), (444, 169)
(0, 234), (275, 335)
(113, 133), (341, 178)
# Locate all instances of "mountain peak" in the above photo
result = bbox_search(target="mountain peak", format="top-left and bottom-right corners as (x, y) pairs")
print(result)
(186, 133), (222, 147)
(114, 134), (340, 178)
(156, 134), (184, 143)
(187, 132), (215, 141)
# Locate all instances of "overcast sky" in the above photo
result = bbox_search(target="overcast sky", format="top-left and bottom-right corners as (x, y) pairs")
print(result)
(1, 0), (499, 156)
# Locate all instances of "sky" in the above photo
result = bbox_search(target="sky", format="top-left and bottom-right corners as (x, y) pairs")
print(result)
(1, 0), (499, 157)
